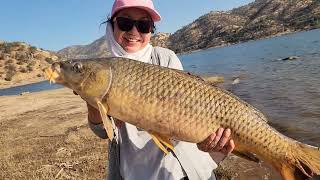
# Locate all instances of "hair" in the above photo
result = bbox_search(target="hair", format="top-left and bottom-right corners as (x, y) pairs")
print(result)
(100, 13), (156, 34)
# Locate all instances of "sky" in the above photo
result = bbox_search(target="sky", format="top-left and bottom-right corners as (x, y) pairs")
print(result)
(0, 0), (254, 51)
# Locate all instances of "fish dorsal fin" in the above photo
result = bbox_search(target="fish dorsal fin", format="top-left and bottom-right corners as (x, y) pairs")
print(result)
(97, 101), (114, 141)
(149, 132), (174, 155)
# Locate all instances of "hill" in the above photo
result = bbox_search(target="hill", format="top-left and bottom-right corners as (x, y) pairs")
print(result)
(168, 0), (320, 53)
(58, 0), (320, 57)
(0, 41), (59, 88)
(57, 36), (110, 59)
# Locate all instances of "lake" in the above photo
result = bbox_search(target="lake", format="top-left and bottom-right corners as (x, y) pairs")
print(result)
(1, 29), (319, 146)
(180, 29), (320, 146)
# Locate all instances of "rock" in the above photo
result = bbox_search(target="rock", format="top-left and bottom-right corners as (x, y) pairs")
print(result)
(232, 78), (240, 85)
(202, 75), (225, 85)
(20, 91), (30, 95)
(281, 56), (299, 61)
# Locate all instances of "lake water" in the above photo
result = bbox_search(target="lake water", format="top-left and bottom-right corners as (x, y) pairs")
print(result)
(1, 29), (319, 146)
(181, 29), (320, 146)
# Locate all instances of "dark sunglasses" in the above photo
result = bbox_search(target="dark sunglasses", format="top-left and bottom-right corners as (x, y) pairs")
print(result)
(115, 17), (154, 33)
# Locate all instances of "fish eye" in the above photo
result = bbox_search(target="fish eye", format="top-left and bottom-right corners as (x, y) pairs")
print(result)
(72, 62), (83, 73)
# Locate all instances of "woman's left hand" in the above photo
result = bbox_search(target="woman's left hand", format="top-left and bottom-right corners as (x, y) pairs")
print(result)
(197, 127), (235, 155)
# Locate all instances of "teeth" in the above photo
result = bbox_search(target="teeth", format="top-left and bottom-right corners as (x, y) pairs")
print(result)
(126, 38), (138, 42)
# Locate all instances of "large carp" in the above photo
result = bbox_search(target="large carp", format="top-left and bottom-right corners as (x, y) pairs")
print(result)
(44, 58), (320, 180)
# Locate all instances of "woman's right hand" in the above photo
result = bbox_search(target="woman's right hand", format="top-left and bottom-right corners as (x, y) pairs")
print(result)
(87, 103), (103, 125)
(87, 103), (124, 128)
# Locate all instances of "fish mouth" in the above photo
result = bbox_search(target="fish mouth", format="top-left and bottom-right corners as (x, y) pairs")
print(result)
(43, 63), (64, 84)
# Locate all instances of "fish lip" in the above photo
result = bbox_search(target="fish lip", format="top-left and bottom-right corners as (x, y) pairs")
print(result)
(43, 62), (64, 84)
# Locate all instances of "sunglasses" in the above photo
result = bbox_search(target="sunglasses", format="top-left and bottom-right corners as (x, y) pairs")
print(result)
(115, 17), (154, 33)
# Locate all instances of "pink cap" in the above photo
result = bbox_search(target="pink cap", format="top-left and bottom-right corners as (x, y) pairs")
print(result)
(111, 0), (161, 22)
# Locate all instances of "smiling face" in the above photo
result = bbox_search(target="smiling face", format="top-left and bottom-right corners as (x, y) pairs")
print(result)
(113, 8), (152, 53)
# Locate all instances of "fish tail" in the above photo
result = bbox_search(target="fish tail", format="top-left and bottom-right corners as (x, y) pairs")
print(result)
(278, 142), (320, 180)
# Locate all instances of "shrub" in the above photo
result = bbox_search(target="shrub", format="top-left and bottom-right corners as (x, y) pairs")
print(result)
(45, 57), (54, 64)
(7, 64), (16, 71)
(27, 64), (34, 72)
(37, 74), (42, 77)
(7, 59), (14, 64)
(16, 61), (24, 65)
(29, 46), (37, 53)
(5, 67), (16, 81)
(20, 68), (27, 73)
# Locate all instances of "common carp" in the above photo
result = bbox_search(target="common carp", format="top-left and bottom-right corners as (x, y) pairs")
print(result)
(44, 57), (320, 180)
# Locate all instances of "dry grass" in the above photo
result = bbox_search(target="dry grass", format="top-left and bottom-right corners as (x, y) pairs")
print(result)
(0, 89), (108, 180)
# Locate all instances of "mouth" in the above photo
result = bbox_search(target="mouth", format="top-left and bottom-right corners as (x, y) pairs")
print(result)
(43, 63), (63, 84)
(124, 37), (140, 43)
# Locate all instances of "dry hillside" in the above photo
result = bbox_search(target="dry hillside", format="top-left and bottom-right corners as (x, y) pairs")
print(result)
(0, 41), (59, 88)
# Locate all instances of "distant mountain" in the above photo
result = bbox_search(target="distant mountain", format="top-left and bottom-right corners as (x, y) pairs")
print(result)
(57, 0), (320, 57)
(57, 36), (109, 59)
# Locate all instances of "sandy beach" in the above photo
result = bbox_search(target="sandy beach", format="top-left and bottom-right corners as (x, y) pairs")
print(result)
(0, 88), (282, 179)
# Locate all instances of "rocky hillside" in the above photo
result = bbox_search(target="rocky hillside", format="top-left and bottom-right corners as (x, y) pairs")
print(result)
(0, 41), (58, 87)
(58, 0), (320, 57)
(168, 0), (320, 53)
(57, 36), (109, 59)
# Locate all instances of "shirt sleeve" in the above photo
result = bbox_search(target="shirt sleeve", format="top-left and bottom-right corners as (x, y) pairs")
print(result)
(167, 51), (184, 70)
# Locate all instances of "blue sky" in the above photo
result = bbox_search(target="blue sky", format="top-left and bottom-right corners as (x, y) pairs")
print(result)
(0, 0), (254, 51)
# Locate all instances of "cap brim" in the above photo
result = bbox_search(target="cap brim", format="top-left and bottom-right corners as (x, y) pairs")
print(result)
(113, 6), (161, 22)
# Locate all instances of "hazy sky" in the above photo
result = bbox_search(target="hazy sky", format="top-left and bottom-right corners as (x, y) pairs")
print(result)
(0, 0), (254, 51)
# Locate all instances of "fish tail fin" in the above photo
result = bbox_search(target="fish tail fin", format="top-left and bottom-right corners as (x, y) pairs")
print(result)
(278, 142), (320, 180)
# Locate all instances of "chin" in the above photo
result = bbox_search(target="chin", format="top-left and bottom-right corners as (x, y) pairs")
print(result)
(124, 46), (141, 53)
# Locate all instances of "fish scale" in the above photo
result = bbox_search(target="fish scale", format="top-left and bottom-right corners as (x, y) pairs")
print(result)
(45, 57), (320, 179)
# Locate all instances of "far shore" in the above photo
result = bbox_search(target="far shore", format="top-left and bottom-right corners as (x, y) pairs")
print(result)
(0, 88), (282, 179)
(0, 77), (46, 89)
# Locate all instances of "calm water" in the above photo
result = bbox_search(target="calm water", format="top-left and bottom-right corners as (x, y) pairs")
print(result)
(0, 81), (62, 96)
(181, 29), (320, 145)
(1, 29), (319, 145)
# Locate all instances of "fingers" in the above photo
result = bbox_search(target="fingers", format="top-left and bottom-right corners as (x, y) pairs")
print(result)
(220, 139), (235, 155)
(197, 127), (235, 156)
(210, 127), (224, 150)
(212, 128), (231, 151)
(197, 133), (216, 151)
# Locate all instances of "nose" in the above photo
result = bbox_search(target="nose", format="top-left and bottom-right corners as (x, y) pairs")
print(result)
(128, 25), (139, 34)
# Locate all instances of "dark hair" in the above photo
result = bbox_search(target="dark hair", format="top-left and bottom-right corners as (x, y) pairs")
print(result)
(100, 14), (156, 33)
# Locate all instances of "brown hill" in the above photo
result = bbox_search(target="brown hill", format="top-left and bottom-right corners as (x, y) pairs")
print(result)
(0, 41), (59, 88)
(58, 0), (320, 57)
(57, 36), (109, 59)
(168, 0), (320, 53)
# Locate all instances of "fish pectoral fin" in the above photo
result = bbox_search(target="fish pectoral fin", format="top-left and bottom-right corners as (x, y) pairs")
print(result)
(233, 150), (260, 163)
(149, 132), (174, 155)
(97, 101), (114, 141)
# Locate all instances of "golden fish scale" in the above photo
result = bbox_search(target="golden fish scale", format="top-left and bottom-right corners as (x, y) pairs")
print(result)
(104, 59), (290, 161)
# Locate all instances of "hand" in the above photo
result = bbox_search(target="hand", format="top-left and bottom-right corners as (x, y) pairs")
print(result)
(197, 127), (235, 156)
(87, 103), (124, 128)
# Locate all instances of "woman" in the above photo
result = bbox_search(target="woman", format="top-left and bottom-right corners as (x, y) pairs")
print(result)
(88, 0), (235, 179)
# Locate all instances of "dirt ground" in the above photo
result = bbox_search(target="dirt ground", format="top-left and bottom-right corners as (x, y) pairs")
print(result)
(0, 88), (283, 180)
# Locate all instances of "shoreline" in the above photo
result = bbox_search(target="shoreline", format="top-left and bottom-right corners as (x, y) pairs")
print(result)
(0, 77), (46, 89)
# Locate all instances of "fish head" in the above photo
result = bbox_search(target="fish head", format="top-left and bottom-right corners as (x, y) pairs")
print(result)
(44, 59), (112, 99)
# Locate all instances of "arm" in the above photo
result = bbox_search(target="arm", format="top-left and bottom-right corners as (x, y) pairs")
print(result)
(87, 103), (108, 139)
